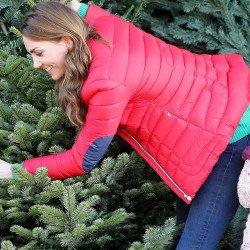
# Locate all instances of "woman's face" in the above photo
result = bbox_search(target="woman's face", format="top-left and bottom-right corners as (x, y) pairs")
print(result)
(23, 36), (70, 80)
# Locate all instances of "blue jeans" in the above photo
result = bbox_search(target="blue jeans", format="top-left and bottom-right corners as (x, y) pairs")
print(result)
(176, 134), (250, 250)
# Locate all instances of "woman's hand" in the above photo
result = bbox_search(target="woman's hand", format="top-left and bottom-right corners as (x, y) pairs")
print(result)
(0, 159), (12, 179)
(66, 0), (81, 12)
(56, 0), (81, 12)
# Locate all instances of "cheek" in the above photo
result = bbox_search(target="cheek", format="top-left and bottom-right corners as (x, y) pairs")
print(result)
(57, 54), (67, 70)
(54, 53), (67, 79)
(48, 50), (67, 68)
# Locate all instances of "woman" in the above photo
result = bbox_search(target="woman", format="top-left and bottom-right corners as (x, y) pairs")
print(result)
(0, 1), (249, 248)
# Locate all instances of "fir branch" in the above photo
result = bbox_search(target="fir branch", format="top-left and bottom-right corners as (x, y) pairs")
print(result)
(6, 209), (28, 223)
(38, 205), (68, 233)
(0, 22), (8, 36)
(26, 0), (36, 8)
(4, 55), (23, 75)
(48, 145), (66, 154)
(33, 168), (51, 188)
(0, 241), (16, 250)
(9, 26), (22, 38)
(11, 166), (36, 186)
(8, 121), (34, 150)
(131, 0), (149, 23)
(37, 107), (66, 132)
(62, 186), (76, 231)
(10, 225), (32, 239)
(35, 180), (64, 204)
(129, 217), (176, 250)
(72, 195), (100, 226)
(45, 89), (57, 108)
(31, 227), (49, 243)
(36, 141), (50, 155)
(18, 241), (38, 250)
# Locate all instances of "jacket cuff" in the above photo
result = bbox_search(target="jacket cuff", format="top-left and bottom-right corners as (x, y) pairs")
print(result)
(12, 162), (23, 180)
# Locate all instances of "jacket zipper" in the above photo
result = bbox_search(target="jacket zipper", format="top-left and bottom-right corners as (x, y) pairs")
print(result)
(121, 129), (192, 202)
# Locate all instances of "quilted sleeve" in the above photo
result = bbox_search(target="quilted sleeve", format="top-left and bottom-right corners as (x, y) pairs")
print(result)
(23, 81), (131, 180)
(85, 3), (111, 24)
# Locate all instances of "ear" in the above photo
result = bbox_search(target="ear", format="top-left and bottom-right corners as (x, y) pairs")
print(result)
(61, 36), (73, 51)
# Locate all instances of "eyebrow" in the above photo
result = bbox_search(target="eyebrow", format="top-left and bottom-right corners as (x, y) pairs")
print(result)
(30, 47), (41, 53)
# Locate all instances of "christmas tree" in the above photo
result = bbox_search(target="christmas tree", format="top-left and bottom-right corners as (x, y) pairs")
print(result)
(0, 0), (249, 249)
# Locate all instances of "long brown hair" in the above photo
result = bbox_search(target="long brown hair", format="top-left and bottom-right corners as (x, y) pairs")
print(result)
(21, 1), (106, 127)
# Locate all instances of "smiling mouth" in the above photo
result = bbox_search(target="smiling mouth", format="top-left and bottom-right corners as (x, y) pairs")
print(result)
(46, 66), (53, 73)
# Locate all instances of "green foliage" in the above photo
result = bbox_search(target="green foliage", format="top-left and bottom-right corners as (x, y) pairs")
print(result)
(0, 49), (76, 162)
(1, 240), (15, 250)
(0, 0), (33, 55)
(0, 49), (52, 105)
(0, 152), (176, 249)
(0, 0), (248, 248)
(92, 0), (149, 23)
(129, 218), (177, 250)
(139, 0), (250, 65)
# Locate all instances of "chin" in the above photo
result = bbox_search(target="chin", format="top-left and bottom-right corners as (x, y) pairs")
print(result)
(52, 74), (63, 81)
(52, 76), (59, 80)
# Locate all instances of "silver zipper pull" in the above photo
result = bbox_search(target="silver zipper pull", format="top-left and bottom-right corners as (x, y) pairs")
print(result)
(184, 194), (192, 201)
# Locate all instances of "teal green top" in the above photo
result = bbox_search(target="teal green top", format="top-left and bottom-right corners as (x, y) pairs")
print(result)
(230, 105), (250, 143)
(77, 3), (89, 18)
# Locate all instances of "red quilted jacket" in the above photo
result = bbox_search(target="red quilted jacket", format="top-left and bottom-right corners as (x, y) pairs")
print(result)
(23, 4), (250, 203)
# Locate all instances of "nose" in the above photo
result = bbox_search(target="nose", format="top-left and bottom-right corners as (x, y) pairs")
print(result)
(33, 58), (42, 68)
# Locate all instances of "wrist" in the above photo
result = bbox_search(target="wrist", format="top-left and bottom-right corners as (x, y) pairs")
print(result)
(12, 163), (23, 180)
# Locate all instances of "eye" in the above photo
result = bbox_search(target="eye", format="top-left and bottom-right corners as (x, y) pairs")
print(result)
(37, 52), (43, 57)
